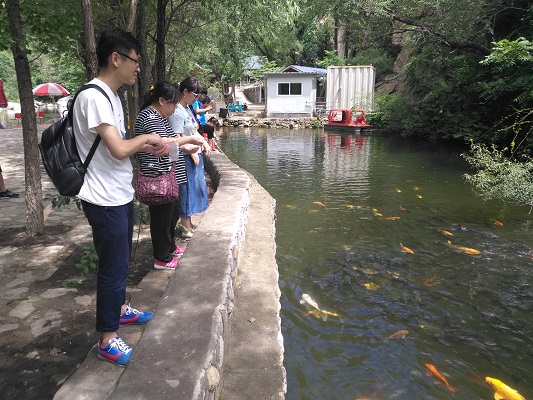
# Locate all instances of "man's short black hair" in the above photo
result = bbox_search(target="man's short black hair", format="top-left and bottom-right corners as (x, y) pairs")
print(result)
(96, 27), (141, 69)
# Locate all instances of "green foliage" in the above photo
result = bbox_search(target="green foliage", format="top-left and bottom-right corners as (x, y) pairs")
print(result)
(75, 242), (98, 274)
(348, 48), (394, 80)
(369, 94), (413, 131)
(46, 192), (82, 211)
(462, 142), (533, 212)
(311, 117), (323, 128)
(317, 50), (345, 68)
(0, 50), (17, 102)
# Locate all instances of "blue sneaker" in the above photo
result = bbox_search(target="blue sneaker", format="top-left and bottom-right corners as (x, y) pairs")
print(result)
(119, 304), (153, 326)
(96, 336), (133, 367)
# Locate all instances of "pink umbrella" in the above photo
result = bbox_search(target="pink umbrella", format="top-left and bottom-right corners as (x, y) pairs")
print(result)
(32, 82), (70, 97)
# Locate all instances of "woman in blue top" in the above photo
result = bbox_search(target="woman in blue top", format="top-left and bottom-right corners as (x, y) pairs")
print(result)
(135, 82), (205, 268)
(168, 77), (211, 238)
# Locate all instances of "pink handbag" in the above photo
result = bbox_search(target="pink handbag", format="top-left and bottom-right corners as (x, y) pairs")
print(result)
(135, 163), (179, 206)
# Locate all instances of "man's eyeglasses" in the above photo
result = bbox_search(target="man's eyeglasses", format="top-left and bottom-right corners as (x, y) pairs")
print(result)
(117, 52), (141, 66)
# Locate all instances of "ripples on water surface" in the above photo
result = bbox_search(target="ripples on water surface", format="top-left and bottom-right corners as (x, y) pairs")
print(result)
(219, 129), (533, 400)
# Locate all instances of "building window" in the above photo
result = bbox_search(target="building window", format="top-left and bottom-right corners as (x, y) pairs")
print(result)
(278, 82), (302, 96)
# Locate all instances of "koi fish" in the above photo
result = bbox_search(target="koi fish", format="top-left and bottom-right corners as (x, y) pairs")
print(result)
(313, 201), (326, 207)
(382, 216), (401, 221)
(446, 240), (481, 255)
(285, 173), (291, 177)
(485, 377), (525, 400)
(491, 219), (504, 227)
(300, 294), (340, 320)
(425, 363), (457, 392)
(400, 205), (407, 211)
(307, 230), (317, 234)
(363, 282), (380, 291)
(396, 188), (402, 193)
(309, 209), (320, 213)
(388, 329), (409, 340)
(344, 204), (355, 209)
(401, 244), (414, 254)
(416, 194), (423, 199)
(439, 229), (453, 237)
(285, 204), (297, 209)
(413, 186), (420, 190)
(423, 277), (440, 287)
(374, 212), (383, 217)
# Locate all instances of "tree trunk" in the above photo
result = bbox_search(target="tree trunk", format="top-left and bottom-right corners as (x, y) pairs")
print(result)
(336, 23), (346, 58)
(81, 0), (98, 80)
(6, 0), (44, 237)
(154, 0), (167, 83)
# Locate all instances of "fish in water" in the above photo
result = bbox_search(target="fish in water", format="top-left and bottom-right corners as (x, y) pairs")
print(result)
(363, 282), (380, 291)
(423, 277), (440, 287)
(382, 216), (401, 220)
(401, 244), (414, 254)
(388, 329), (409, 340)
(446, 240), (481, 255)
(485, 377), (525, 400)
(313, 201), (326, 207)
(416, 194), (423, 199)
(491, 219), (504, 227)
(399, 205), (407, 211)
(285, 204), (297, 209)
(396, 188), (402, 193)
(424, 363), (457, 392)
(309, 209), (320, 213)
(300, 293), (340, 321)
(439, 229), (453, 237)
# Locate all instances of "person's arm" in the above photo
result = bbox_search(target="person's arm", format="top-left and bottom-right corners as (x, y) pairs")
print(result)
(96, 123), (166, 160)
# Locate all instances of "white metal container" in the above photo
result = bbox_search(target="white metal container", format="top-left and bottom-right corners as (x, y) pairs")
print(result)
(326, 66), (375, 111)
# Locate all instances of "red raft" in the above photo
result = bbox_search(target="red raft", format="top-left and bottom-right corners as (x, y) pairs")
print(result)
(324, 108), (372, 133)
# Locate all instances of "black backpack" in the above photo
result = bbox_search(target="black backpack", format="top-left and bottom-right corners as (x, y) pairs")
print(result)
(38, 84), (111, 196)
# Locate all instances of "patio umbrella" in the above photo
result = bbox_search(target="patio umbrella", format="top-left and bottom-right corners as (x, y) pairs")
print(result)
(0, 79), (7, 108)
(32, 82), (69, 97)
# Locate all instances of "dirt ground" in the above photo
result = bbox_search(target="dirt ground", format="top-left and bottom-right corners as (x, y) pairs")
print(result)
(0, 220), (161, 400)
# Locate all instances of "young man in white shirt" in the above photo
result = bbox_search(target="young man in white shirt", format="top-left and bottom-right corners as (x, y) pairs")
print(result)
(73, 27), (167, 367)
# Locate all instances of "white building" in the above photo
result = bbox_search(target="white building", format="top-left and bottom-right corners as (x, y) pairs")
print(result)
(263, 65), (326, 117)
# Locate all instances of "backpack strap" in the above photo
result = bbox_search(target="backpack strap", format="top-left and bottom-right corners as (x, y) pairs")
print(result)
(68, 84), (113, 170)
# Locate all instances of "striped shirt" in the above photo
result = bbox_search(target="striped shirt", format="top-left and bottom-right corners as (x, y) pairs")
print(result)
(135, 108), (187, 185)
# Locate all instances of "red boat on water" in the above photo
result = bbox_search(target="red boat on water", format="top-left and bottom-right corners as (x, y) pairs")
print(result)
(323, 107), (372, 133)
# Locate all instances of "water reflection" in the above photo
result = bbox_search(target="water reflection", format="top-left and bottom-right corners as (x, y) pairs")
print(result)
(219, 129), (532, 400)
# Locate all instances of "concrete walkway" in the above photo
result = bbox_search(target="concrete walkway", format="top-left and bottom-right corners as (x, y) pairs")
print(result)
(0, 125), (285, 399)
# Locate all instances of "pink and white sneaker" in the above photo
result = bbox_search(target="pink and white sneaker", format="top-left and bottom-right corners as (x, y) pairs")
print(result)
(154, 257), (179, 270)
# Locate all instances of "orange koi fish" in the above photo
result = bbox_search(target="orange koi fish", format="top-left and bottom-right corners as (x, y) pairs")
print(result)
(309, 209), (320, 213)
(446, 240), (481, 255)
(416, 194), (423, 199)
(439, 229), (453, 237)
(423, 277), (440, 287)
(485, 377), (525, 400)
(313, 201), (326, 207)
(388, 329), (409, 340)
(401, 244), (414, 254)
(396, 188), (402, 193)
(425, 363), (457, 392)
(285, 204), (297, 209)
(399, 205), (407, 211)
(382, 216), (401, 221)
(491, 219), (504, 227)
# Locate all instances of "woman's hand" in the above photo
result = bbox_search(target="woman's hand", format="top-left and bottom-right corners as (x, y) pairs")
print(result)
(191, 153), (200, 166)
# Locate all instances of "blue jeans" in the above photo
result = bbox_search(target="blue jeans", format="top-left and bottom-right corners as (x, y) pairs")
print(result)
(81, 200), (133, 333)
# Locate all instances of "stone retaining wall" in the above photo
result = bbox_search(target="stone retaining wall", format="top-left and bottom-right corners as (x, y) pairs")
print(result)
(222, 116), (325, 129)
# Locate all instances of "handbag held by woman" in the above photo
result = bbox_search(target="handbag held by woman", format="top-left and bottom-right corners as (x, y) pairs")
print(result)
(135, 163), (179, 206)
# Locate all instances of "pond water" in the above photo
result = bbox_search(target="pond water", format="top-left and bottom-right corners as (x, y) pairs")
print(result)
(218, 128), (532, 400)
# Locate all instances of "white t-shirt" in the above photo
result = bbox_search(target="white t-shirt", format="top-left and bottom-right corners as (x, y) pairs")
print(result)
(73, 78), (134, 206)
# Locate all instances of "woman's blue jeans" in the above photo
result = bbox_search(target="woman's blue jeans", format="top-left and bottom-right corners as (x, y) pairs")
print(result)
(81, 200), (133, 333)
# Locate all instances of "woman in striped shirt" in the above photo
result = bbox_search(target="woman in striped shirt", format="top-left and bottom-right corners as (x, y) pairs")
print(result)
(135, 82), (206, 269)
